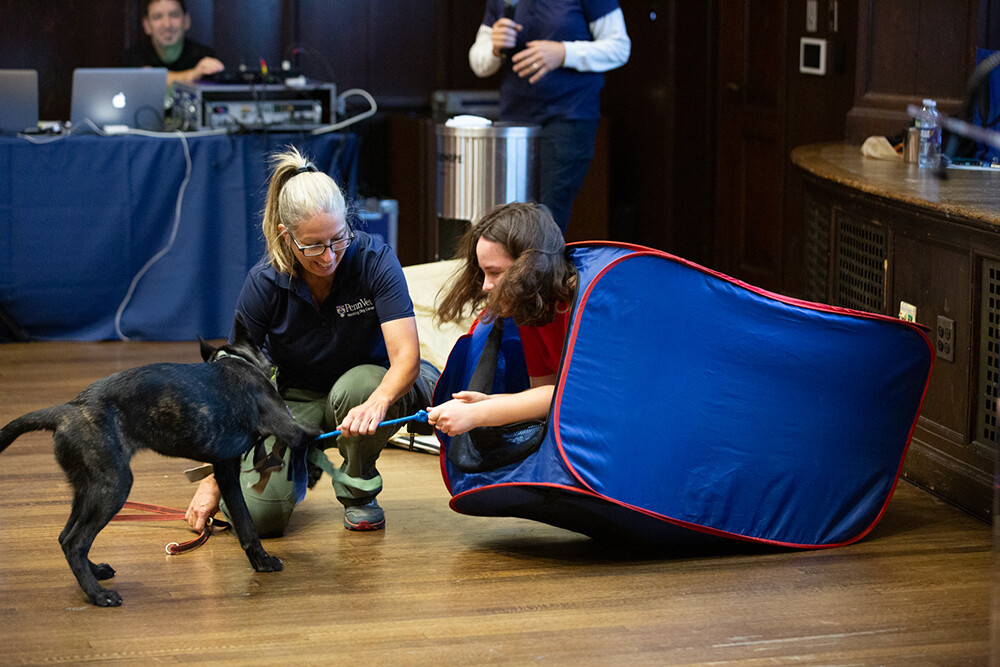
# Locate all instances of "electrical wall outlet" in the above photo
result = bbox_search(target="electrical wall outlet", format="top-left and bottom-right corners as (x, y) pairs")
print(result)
(936, 315), (955, 362)
(898, 301), (916, 322)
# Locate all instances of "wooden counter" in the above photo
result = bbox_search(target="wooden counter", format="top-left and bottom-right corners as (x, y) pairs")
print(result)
(792, 143), (999, 522)
(792, 143), (1000, 228)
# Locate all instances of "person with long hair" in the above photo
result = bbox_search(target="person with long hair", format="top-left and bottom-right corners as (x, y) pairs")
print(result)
(428, 202), (576, 435)
(186, 146), (436, 534)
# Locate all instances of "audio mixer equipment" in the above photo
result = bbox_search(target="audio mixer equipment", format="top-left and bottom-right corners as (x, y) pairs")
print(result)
(172, 80), (336, 131)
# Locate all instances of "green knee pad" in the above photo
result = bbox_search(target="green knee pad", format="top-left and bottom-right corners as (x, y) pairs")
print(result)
(220, 481), (296, 539)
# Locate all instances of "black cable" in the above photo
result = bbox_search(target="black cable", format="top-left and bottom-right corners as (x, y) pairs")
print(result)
(283, 43), (337, 83)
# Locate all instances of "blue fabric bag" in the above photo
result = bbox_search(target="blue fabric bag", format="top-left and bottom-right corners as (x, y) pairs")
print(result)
(434, 242), (933, 548)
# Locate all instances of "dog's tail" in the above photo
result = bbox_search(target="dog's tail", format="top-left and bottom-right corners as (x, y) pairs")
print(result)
(0, 406), (70, 454)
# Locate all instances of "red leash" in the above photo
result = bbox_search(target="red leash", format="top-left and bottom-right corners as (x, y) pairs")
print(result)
(111, 501), (230, 555)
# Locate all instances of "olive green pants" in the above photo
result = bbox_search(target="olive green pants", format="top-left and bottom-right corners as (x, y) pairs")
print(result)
(221, 361), (437, 537)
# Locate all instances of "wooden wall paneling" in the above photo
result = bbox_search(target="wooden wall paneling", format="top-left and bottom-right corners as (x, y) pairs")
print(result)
(381, 2), (486, 267)
(603, 1), (715, 263)
(713, 3), (745, 275)
(668, 1), (717, 266)
(388, 115), (438, 266)
(742, 0), (787, 285)
(866, 2), (918, 95)
(783, 0), (859, 297)
(714, 1), (788, 290)
(715, 0), (859, 297)
(920, 0), (978, 94)
(565, 119), (609, 243)
(438, 2), (494, 92)
(882, 211), (979, 511)
(739, 131), (785, 281)
(604, 2), (675, 248)
(890, 222), (973, 439)
(847, 0), (979, 142)
(892, 222), (993, 519)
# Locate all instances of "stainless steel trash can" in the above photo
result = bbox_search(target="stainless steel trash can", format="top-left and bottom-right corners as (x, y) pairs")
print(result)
(436, 122), (540, 258)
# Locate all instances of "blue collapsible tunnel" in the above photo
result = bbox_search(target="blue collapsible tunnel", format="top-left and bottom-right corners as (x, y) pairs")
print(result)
(433, 242), (934, 548)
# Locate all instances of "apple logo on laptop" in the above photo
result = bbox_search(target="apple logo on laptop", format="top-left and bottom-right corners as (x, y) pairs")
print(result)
(112, 92), (126, 109)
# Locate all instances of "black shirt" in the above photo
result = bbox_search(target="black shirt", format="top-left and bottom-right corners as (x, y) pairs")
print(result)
(122, 38), (216, 72)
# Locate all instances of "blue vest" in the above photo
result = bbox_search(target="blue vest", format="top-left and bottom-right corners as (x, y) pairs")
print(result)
(483, 0), (620, 124)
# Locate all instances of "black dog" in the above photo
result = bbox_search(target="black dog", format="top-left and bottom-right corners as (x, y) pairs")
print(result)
(0, 316), (318, 607)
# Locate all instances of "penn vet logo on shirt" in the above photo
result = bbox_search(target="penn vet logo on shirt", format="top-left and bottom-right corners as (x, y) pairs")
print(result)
(336, 297), (375, 318)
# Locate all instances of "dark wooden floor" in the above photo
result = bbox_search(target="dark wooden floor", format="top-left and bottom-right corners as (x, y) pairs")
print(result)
(0, 341), (994, 664)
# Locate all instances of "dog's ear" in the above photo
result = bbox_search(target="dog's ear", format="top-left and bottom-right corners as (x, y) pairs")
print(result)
(197, 335), (217, 362)
(233, 312), (253, 347)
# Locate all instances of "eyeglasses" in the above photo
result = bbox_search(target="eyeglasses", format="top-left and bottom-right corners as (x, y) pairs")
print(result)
(287, 230), (354, 256)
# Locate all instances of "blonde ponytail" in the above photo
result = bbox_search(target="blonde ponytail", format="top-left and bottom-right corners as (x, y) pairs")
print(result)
(261, 146), (347, 275)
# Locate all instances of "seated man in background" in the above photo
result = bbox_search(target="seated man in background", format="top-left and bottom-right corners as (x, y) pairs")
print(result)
(123, 0), (224, 85)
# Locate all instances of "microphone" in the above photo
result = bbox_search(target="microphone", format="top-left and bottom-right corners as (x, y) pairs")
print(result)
(501, 0), (519, 58)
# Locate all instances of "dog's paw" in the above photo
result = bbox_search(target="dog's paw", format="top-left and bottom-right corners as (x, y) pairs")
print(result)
(252, 554), (283, 572)
(90, 562), (116, 580)
(91, 588), (123, 607)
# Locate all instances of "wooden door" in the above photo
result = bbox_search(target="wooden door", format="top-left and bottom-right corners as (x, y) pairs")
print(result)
(715, 2), (788, 290)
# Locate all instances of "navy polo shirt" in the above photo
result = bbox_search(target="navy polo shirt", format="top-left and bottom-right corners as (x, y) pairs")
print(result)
(483, 0), (620, 124)
(233, 231), (414, 393)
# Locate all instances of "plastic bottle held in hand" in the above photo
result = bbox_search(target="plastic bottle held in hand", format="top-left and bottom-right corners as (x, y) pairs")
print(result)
(917, 98), (941, 169)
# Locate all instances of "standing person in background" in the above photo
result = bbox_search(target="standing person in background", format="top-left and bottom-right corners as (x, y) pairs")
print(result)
(123, 0), (224, 85)
(469, 1), (630, 235)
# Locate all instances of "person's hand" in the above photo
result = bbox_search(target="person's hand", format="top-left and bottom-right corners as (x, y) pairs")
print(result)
(490, 17), (521, 56)
(427, 394), (489, 436)
(169, 57), (225, 86)
(511, 40), (566, 84)
(185, 475), (220, 532)
(193, 57), (225, 79)
(337, 396), (391, 438)
(450, 390), (490, 403)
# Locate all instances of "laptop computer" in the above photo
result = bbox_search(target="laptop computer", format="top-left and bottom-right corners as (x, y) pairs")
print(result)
(70, 67), (168, 132)
(0, 69), (39, 134)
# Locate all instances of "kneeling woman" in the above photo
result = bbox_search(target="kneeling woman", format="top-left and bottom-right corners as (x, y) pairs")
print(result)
(187, 147), (436, 534)
(428, 202), (576, 436)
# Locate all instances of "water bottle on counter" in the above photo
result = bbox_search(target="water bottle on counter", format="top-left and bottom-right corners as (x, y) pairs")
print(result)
(917, 98), (941, 169)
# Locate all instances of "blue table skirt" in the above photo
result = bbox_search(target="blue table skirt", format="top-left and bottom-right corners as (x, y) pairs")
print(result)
(0, 131), (357, 341)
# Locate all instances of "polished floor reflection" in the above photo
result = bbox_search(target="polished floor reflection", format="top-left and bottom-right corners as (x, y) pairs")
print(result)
(0, 341), (991, 664)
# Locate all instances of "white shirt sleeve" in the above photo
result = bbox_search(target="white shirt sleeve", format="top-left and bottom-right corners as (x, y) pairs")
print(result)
(562, 8), (631, 73)
(469, 24), (502, 78)
(468, 8), (631, 78)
